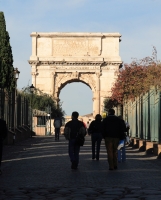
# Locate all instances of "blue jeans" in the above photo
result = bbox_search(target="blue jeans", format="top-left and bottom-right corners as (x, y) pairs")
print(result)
(91, 133), (102, 159)
(68, 139), (80, 165)
(117, 140), (126, 162)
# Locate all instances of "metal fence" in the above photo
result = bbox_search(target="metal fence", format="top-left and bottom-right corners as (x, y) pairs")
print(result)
(123, 86), (161, 143)
(0, 89), (31, 132)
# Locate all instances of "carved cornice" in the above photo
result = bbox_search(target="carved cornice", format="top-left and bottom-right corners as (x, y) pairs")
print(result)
(31, 72), (38, 76)
(30, 32), (121, 38)
(101, 61), (122, 67)
(28, 60), (39, 65)
(101, 62), (123, 70)
(28, 60), (122, 67)
(43, 61), (102, 66)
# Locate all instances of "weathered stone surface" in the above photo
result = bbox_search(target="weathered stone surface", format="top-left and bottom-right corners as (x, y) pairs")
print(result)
(29, 32), (122, 119)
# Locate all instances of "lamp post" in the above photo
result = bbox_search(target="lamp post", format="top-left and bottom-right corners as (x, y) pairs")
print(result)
(49, 106), (51, 135)
(30, 84), (35, 137)
(13, 68), (20, 144)
(46, 105), (51, 135)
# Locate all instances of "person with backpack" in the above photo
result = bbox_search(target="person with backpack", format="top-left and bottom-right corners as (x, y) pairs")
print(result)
(88, 114), (103, 160)
(64, 111), (86, 170)
(54, 115), (62, 141)
(0, 118), (8, 175)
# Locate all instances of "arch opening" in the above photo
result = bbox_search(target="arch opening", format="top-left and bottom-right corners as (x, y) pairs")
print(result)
(59, 81), (93, 116)
(57, 78), (92, 97)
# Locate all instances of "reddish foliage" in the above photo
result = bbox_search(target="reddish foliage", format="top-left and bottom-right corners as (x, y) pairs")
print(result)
(106, 47), (161, 107)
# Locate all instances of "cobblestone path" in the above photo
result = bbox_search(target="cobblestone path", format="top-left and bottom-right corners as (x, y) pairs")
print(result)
(0, 135), (161, 200)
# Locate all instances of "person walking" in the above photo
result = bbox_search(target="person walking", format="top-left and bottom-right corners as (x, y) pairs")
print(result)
(54, 115), (62, 141)
(88, 114), (103, 160)
(117, 115), (127, 163)
(64, 111), (86, 170)
(0, 118), (8, 175)
(86, 121), (90, 134)
(102, 109), (125, 170)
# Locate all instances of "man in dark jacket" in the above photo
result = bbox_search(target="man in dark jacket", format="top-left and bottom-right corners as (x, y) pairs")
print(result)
(0, 118), (8, 175)
(102, 109), (125, 170)
(64, 111), (86, 169)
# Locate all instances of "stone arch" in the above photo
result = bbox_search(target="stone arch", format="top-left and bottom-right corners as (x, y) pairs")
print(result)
(29, 32), (122, 116)
(55, 73), (96, 97)
(53, 72), (98, 115)
(56, 78), (94, 103)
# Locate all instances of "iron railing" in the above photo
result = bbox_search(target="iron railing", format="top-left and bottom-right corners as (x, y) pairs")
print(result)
(123, 86), (161, 143)
(0, 89), (31, 132)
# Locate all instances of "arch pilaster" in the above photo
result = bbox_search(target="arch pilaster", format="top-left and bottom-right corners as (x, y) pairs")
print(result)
(29, 62), (38, 87)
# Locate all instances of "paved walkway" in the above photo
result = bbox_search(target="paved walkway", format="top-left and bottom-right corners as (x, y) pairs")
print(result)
(0, 135), (161, 200)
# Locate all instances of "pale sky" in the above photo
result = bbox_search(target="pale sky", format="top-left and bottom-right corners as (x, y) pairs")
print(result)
(1, 0), (161, 116)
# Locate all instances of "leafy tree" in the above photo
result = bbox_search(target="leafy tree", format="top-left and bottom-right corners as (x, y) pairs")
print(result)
(104, 98), (119, 111)
(0, 12), (15, 90)
(20, 86), (65, 118)
(104, 47), (161, 107)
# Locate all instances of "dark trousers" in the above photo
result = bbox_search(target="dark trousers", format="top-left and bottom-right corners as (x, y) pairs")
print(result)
(91, 133), (102, 159)
(105, 137), (119, 169)
(68, 139), (80, 166)
(55, 128), (60, 140)
(0, 140), (3, 168)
